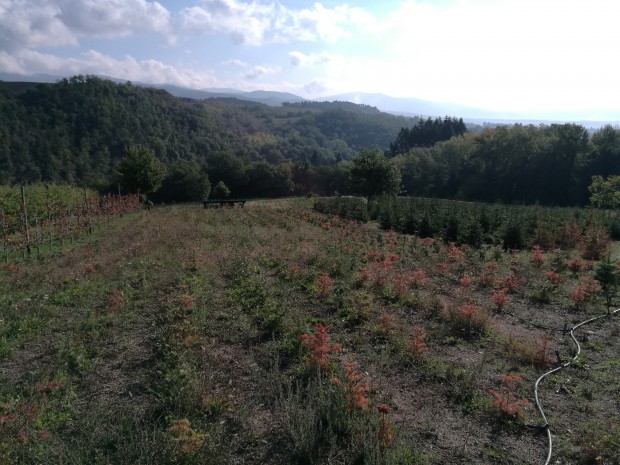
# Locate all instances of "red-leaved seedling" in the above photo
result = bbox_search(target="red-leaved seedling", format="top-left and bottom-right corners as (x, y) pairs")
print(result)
(409, 329), (428, 359)
(377, 403), (395, 447)
(300, 323), (342, 371)
(344, 362), (370, 411)
(107, 289), (124, 312)
(459, 273), (473, 287)
(410, 269), (428, 289)
(530, 246), (545, 268)
(569, 276), (601, 309)
(491, 288), (510, 313)
(178, 293), (195, 309)
(544, 271), (564, 285)
(377, 313), (396, 335)
(535, 332), (553, 368)
(567, 258), (585, 274)
(488, 374), (530, 420)
(286, 264), (300, 278)
(315, 272), (334, 298)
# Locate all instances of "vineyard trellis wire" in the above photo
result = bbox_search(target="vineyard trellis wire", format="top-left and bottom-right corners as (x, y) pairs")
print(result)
(0, 186), (140, 262)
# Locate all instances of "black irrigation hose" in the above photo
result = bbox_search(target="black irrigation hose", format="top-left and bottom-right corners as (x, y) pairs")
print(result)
(504, 310), (568, 333)
(505, 297), (620, 334)
(533, 308), (620, 465)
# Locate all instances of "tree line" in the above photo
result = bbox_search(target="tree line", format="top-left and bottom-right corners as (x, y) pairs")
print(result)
(388, 116), (467, 155)
(393, 123), (620, 206)
(2, 75), (620, 206)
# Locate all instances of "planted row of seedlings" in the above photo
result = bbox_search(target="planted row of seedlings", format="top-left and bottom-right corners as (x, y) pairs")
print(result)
(315, 195), (620, 254)
(308, 200), (620, 463)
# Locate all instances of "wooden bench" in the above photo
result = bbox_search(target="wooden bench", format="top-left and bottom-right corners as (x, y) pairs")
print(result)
(202, 200), (246, 209)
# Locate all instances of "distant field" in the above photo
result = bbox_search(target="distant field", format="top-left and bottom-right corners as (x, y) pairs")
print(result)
(1, 201), (618, 464)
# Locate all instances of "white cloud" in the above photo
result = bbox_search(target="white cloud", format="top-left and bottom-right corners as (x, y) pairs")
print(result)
(0, 0), (75, 50)
(0, 0), (172, 51)
(3, 0), (620, 119)
(276, 3), (375, 43)
(0, 48), (221, 88)
(302, 79), (329, 97)
(288, 51), (330, 67)
(223, 58), (248, 67)
(312, 0), (620, 115)
(180, 0), (375, 45)
(243, 64), (280, 79)
(0, 47), (287, 90)
(181, 0), (278, 45)
(57, 0), (172, 38)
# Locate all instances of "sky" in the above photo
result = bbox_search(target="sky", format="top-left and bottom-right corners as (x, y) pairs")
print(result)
(1, 0), (620, 120)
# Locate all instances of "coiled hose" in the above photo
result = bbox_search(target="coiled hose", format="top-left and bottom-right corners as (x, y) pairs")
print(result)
(533, 308), (620, 465)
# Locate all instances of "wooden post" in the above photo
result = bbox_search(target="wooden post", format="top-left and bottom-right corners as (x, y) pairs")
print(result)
(48, 209), (53, 250)
(83, 188), (92, 235)
(35, 218), (41, 258)
(20, 185), (31, 257)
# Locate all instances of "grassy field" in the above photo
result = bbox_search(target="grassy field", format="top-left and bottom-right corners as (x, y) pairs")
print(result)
(1, 200), (619, 465)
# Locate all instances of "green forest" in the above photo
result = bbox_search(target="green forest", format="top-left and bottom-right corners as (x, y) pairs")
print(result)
(1, 75), (620, 206)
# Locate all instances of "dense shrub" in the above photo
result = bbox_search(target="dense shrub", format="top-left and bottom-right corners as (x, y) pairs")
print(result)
(313, 196), (368, 222)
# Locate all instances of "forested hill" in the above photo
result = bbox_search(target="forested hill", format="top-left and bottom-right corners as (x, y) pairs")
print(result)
(0, 75), (416, 189)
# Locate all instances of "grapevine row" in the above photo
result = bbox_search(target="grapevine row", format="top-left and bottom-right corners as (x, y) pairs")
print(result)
(0, 192), (140, 261)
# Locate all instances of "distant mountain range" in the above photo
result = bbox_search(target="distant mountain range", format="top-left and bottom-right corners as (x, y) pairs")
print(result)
(1, 72), (618, 129)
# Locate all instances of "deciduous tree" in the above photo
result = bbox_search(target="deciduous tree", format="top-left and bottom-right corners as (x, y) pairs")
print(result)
(119, 145), (165, 196)
(589, 175), (620, 208)
(351, 149), (400, 199)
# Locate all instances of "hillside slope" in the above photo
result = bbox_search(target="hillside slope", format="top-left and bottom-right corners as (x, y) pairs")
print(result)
(0, 76), (415, 188)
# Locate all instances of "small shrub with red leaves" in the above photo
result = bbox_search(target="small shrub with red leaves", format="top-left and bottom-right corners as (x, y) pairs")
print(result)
(377, 404), (395, 448)
(286, 264), (301, 279)
(107, 289), (125, 312)
(314, 272), (334, 298)
(498, 271), (527, 293)
(377, 313), (397, 335)
(579, 225), (611, 260)
(491, 288), (510, 313)
(535, 332), (553, 368)
(451, 304), (489, 338)
(409, 329), (428, 359)
(569, 276), (601, 309)
(530, 246), (545, 268)
(178, 293), (195, 310)
(410, 269), (429, 289)
(459, 273), (473, 288)
(447, 242), (466, 265)
(479, 261), (500, 287)
(567, 258), (587, 275)
(343, 362), (370, 411)
(544, 271), (565, 286)
(300, 323), (342, 371)
(488, 374), (530, 420)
